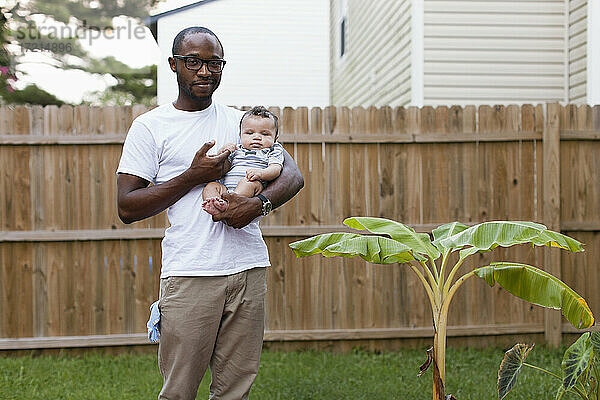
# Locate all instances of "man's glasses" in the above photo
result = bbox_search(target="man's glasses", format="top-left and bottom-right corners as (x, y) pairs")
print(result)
(173, 55), (226, 73)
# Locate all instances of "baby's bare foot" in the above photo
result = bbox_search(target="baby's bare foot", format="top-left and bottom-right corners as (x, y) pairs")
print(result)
(202, 197), (229, 215)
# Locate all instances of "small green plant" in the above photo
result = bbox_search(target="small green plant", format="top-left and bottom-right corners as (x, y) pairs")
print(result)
(499, 332), (600, 399)
(289, 218), (595, 400)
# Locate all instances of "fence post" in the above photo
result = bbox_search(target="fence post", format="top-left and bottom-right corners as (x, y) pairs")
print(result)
(543, 103), (562, 347)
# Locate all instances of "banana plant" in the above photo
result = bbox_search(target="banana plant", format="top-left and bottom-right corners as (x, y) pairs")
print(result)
(289, 218), (595, 400)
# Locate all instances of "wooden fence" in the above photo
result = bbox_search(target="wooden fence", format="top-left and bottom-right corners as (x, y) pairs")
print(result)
(0, 103), (599, 352)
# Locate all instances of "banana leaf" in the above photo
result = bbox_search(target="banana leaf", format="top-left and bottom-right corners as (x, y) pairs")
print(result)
(289, 232), (419, 264)
(438, 221), (583, 260)
(289, 232), (361, 257)
(475, 262), (594, 329)
(432, 222), (469, 251)
(344, 217), (440, 260)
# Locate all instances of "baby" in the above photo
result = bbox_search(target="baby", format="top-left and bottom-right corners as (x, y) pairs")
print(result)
(202, 106), (283, 214)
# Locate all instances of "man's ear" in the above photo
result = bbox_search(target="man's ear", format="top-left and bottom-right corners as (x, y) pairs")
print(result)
(168, 57), (176, 73)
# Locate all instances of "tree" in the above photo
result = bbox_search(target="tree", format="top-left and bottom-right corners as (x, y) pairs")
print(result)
(1, 0), (158, 105)
(290, 218), (594, 400)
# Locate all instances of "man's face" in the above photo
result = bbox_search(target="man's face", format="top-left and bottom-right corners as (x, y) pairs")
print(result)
(169, 33), (223, 101)
(240, 116), (277, 150)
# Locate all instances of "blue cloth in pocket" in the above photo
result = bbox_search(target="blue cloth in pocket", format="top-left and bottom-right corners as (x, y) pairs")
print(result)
(146, 301), (160, 343)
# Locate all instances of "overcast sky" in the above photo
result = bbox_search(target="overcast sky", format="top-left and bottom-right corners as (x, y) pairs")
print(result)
(15, 12), (163, 104)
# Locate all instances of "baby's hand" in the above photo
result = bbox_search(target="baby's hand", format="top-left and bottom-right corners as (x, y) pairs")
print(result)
(246, 168), (263, 181)
(218, 143), (237, 154)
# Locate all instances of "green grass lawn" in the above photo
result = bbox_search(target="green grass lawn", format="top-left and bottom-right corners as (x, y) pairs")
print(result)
(0, 346), (576, 399)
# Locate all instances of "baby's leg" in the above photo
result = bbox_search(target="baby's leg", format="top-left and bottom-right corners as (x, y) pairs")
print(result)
(202, 182), (229, 215)
(234, 178), (264, 198)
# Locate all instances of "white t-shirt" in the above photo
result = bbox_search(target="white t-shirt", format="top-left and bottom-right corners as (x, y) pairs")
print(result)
(117, 102), (270, 277)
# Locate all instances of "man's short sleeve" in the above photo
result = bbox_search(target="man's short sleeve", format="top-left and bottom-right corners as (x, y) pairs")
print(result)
(268, 143), (284, 166)
(116, 121), (159, 184)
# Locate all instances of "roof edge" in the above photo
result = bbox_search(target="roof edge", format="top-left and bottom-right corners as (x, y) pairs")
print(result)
(148, 0), (220, 22)
(145, 0), (220, 42)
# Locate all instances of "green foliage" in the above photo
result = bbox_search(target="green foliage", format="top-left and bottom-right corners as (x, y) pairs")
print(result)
(1, 0), (158, 105)
(30, 0), (155, 26)
(498, 333), (600, 400)
(290, 217), (594, 399)
(475, 263), (594, 329)
(437, 221), (583, 260)
(431, 222), (469, 251)
(0, 348), (574, 399)
(82, 58), (157, 106)
(562, 333), (593, 393)
(290, 231), (418, 264)
(497, 344), (535, 399)
(1, 84), (64, 106)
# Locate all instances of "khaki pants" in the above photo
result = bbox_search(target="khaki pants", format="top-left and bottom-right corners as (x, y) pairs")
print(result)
(157, 267), (266, 400)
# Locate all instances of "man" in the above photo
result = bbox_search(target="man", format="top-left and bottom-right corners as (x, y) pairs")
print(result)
(116, 26), (303, 400)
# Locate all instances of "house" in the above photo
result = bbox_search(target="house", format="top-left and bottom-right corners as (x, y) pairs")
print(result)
(147, 0), (330, 107)
(330, 0), (600, 107)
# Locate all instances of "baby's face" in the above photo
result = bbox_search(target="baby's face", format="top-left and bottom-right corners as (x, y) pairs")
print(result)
(239, 115), (277, 150)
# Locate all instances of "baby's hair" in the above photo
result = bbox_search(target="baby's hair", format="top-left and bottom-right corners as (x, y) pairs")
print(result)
(240, 106), (279, 138)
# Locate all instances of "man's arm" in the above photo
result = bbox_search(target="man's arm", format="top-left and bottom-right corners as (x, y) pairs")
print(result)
(117, 140), (230, 224)
(212, 148), (304, 228)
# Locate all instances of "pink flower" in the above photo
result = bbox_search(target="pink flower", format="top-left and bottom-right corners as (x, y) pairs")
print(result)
(0, 66), (8, 75)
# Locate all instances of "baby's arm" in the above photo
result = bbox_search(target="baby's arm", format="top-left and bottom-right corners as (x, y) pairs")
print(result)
(246, 164), (283, 182)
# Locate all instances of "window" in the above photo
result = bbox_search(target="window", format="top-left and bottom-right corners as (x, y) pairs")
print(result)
(340, 17), (346, 57)
(338, 0), (347, 60)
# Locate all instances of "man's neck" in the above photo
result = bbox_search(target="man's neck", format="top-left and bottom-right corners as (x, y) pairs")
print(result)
(172, 95), (213, 112)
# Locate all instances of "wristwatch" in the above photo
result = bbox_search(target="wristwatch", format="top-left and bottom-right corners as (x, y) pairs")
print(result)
(257, 194), (272, 216)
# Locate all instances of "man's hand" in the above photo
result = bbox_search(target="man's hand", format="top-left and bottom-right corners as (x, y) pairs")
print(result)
(211, 192), (262, 229)
(186, 140), (231, 184)
(117, 140), (234, 224)
(218, 142), (237, 154)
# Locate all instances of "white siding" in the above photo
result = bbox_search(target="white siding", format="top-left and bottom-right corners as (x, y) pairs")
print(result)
(589, 0), (600, 104)
(569, 0), (587, 103)
(423, 0), (567, 106)
(156, 0), (329, 107)
(330, 0), (412, 107)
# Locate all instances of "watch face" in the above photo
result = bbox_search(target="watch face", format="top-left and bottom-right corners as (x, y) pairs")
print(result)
(263, 201), (272, 215)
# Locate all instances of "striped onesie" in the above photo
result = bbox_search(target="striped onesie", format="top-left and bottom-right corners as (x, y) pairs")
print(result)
(222, 143), (285, 191)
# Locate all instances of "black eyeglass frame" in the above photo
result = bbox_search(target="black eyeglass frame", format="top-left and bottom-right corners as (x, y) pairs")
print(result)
(172, 55), (227, 73)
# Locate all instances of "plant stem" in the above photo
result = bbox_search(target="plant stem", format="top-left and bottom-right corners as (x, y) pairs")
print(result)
(438, 250), (450, 284)
(442, 258), (466, 296)
(523, 364), (590, 399)
(572, 384), (589, 399)
(429, 257), (440, 283)
(420, 260), (439, 290)
(427, 269), (479, 400)
(409, 264), (438, 314)
(592, 362), (600, 399)
(444, 271), (476, 314)
(523, 363), (562, 381)
(432, 305), (448, 400)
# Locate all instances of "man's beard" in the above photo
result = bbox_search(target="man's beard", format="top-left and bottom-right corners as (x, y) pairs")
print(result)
(180, 83), (211, 101)
(177, 75), (219, 101)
